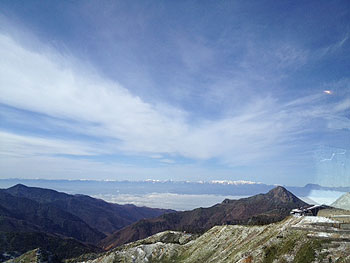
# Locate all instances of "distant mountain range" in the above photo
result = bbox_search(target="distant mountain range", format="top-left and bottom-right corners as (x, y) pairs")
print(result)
(100, 186), (308, 250)
(0, 179), (349, 198)
(0, 184), (172, 261)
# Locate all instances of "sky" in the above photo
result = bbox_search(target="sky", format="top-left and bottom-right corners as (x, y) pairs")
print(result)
(0, 1), (349, 186)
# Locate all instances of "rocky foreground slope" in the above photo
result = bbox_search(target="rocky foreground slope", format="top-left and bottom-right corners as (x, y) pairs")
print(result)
(69, 216), (350, 263)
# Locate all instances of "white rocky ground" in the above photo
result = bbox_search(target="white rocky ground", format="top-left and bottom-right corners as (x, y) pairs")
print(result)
(332, 192), (350, 210)
(70, 216), (350, 263)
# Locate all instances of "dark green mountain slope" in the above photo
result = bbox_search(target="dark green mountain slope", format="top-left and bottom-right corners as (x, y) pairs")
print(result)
(3, 184), (173, 235)
(0, 232), (101, 262)
(0, 184), (173, 262)
(0, 191), (105, 243)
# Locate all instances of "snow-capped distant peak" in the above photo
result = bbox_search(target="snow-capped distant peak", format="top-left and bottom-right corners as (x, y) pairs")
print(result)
(210, 180), (262, 185)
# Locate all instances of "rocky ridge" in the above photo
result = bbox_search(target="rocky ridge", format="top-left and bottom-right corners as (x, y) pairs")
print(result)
(100, 186), (308, 249)
(70, 216), (350, 263)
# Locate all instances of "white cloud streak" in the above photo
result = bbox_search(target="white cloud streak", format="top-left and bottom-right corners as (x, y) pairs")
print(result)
(0, 131), (106, 157)
(0, 31), (348, 172)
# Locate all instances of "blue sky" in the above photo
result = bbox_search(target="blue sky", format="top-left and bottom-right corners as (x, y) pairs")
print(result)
(0, 1), (349, 186)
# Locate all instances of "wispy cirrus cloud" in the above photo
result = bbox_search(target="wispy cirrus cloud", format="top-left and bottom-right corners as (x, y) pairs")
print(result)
(318, 32), (350, 57)
(0, 131), (106, 157)
(0, 3), (349, 187)
(0, 31), (348, 167)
